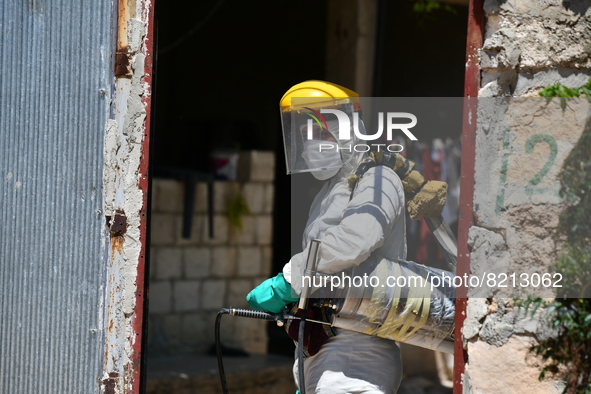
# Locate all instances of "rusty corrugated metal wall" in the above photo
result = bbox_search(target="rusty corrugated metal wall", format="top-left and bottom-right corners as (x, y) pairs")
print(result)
(0, 1), (113, 393)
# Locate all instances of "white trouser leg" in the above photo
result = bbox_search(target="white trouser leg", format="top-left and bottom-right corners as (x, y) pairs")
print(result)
(293, 329), (403, 394)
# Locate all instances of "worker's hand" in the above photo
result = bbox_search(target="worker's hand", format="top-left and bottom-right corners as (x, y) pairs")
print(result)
(406, 180), (447, 220)
(246, 273), (299, 313)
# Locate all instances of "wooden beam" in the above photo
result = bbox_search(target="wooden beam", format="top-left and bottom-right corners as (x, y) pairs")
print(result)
(326, 0), (378, 96)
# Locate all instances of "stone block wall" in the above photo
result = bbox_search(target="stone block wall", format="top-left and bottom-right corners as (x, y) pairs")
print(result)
(148, 151), (275, 355)
(463, 1), (591, 392)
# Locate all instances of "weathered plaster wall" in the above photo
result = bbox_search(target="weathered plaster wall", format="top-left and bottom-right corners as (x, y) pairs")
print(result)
(480, 0), (591, 97)
(464, 98), (588, 393)
(102, 1), (152, 392)
(464, 0), (591, 392)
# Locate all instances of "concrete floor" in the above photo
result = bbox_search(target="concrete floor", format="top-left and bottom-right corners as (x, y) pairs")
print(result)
(146, 352), (452, 394)
(146, 353), (294, 380)
(146, 353), (295, 394)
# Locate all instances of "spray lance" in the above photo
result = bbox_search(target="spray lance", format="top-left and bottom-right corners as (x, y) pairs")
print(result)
(215, 240), (321, 394)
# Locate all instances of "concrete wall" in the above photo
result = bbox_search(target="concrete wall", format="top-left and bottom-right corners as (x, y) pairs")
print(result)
(464, 98), (588, 393)
(479, 0), (591, 97)
(148, 151), (275, 355)
(463, 0), (591, 392)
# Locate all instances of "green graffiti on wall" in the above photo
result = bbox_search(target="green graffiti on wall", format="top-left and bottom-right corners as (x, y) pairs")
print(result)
(525, 133), (558, 186)
(495, 131), (559, 214)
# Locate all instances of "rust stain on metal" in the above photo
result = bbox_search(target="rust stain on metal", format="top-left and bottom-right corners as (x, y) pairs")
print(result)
(111, 234), (125, 255)
(110, 209), (128, 236)
(117, 0), (130, 50)
(116, 0), (132, 78)
(102, 372), (119, 394)
(115, 49), (132, 78)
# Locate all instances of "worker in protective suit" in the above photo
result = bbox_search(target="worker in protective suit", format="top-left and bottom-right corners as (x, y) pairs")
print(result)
(247, 80), (406, 393)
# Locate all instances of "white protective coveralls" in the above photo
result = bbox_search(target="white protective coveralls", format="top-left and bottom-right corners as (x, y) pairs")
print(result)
(284, 154), (407, 393)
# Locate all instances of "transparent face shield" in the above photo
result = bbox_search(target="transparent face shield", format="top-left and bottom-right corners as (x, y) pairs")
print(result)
(281, 98), (359, 175)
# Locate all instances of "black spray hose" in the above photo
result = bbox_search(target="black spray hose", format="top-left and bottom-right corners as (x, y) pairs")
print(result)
(298, 305), (309, 394)
(215, 308), (276, 394)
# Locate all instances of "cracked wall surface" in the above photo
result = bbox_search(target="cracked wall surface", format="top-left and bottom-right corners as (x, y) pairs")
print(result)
(102, 1), (152, 392)
(465, 100), (590, 394)
(464, 1), (591, 392)
(480, 0), (591, 97)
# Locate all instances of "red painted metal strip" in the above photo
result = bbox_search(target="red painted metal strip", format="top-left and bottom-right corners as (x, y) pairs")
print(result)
(463, 0), (484, 99)
(454, 0), (484, 392)
(130, 0), (155, 392)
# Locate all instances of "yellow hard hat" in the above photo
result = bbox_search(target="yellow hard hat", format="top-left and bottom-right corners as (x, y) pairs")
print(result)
(280, 80), (360, 111)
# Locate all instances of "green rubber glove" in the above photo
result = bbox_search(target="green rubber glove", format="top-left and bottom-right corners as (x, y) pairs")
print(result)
(246, 273), (299, 313)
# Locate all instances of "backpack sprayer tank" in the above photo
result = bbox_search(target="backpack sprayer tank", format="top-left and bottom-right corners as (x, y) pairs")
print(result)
(325, 257), (455, 354)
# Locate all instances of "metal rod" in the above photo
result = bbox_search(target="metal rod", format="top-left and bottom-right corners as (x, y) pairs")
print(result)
(282, 315), (330, 326)
(299, 240), (321, 309)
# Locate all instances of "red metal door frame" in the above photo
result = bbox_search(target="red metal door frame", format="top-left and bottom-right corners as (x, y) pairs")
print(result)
(454, 0), (483, 392)
(111, 0), (155, 391)
(133, 0), (155, 392)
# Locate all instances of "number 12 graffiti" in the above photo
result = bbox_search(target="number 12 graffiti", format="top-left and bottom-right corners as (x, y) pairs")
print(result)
(495, 129), (558, 214)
